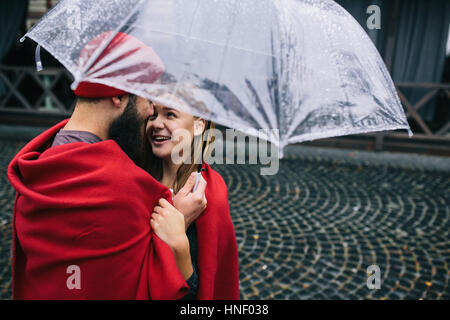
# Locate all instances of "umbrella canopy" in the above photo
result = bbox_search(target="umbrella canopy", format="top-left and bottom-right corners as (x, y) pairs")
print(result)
(21, 0), (411, 157)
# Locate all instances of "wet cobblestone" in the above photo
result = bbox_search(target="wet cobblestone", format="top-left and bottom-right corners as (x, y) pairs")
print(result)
(0, 138), (449, 300)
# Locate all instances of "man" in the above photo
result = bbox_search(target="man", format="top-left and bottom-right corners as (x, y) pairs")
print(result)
(7, 32), (205, 299)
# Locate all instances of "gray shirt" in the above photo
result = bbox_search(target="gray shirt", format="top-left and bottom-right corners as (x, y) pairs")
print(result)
(51, 130), (102, 147)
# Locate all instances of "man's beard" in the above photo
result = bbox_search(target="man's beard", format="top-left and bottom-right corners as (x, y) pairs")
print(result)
(108, 96), (146, 168)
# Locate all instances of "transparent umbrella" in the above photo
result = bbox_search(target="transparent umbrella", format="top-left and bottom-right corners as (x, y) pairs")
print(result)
(21, 0), (412, 157)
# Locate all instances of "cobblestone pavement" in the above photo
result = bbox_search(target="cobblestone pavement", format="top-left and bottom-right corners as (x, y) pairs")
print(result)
(1, 137), (449, 300)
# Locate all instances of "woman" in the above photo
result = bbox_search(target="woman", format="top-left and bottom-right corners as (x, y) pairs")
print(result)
(145, 100), (240, 300)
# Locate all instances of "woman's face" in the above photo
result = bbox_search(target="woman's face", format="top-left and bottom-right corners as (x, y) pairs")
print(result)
(146, 103), (199, 161)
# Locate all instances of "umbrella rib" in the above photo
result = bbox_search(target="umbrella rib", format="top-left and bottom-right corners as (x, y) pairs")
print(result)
(215, 0), (239, 90)
(172, 0), (201, 98)
(145, 28), (276, 58)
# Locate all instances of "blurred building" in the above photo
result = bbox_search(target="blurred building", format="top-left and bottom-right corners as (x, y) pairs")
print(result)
(333, 0), (450, 156)
(0, 0), (449, 154)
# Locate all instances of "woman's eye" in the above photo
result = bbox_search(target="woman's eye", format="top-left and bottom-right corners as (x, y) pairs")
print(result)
(149, 114), (157, 120)
(167, 112), (176, 118)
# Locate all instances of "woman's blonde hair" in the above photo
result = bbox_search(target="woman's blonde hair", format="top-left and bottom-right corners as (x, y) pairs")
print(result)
(145, 119), (215, 194)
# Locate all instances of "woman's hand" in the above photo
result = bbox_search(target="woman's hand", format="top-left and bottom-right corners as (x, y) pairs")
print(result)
(173, 172), (207, 230)
(150, 198), (188, 250)
(150, 198), (193, 280)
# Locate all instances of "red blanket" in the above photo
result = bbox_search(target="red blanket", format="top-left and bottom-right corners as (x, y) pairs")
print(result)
(197, 163), (240, 299)
(7, 119), (189, 299)
(7, 120), (239, 299)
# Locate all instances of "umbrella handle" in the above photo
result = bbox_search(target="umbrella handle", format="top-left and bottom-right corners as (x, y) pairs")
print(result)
(193, 171), (201, 192)
(35, 45), (43, 72)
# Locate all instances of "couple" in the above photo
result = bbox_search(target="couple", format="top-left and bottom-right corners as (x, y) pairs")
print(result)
(7, 32), (239, 300)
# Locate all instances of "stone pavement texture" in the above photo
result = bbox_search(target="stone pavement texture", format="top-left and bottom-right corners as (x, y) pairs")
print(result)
(0, 127), (449, 300)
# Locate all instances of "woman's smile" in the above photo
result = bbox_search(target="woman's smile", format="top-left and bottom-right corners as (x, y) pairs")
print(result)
(151, 133), (172, 146)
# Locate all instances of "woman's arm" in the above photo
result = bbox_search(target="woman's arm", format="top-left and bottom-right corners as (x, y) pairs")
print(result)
(169, 234), (193, 280)
(150, 198), (193, 280)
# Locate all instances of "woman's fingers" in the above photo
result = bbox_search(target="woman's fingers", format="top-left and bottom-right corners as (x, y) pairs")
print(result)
(149, 217), (158, 229)
(149, 201), (187, 250)
(152, 203), (176, 221)
(153, 205), (163, 215)
(158, 198), (170, 207)
(178, 172), (197, 195)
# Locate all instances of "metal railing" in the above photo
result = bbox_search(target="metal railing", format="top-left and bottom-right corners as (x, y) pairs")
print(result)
(396, 83), (450, 136)
(0, 65), (74, 124)
(300, 82), (450, 155)
(365, 83), (450, 152)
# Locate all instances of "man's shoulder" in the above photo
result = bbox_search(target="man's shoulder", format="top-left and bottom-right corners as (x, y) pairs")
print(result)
(41, 140), (155, 191)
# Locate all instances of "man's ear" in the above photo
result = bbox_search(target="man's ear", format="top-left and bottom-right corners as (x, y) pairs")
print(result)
(111, 95), (128, 110)
(194, 118), (206, 136)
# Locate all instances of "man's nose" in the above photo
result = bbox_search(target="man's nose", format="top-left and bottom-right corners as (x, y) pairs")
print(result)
(148, 101), (154, 116)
